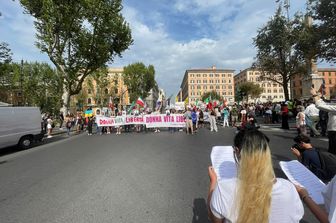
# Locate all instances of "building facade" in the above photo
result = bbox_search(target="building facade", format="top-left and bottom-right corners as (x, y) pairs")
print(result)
(180, 66), (235, 104)
(234, 68), (287, 103)
(72, 67), (130, 113)
(292, 68), (336, 100)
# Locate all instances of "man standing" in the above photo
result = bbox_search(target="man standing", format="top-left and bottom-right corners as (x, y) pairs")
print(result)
(305, 99), (320, 137)
(209, 108), (218, 132)
(311, 88), (336, 155)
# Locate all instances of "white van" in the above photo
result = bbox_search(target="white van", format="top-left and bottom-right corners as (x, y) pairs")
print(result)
(0, 106), (44, 149)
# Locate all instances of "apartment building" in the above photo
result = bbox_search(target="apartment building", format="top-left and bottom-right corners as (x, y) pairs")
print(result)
(234, 68), (287, 103)
(180, 66), (235, 104)
(72, 67), (130, 112)
(292, 68), (336, 99)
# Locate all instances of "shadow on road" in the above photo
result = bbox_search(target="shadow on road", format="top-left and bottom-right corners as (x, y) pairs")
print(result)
(192, 198), (211, 223)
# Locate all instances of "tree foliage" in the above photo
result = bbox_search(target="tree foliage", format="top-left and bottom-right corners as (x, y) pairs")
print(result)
(123, 62), (156, 102)
(253, 7), (306, 101)
(238, 82), (263, 100)
(201, 90), (222, 101)
(309, 0), (336, 62)
(0, 42), (12, 65)
(0, 62), (62, 113)
(19, 0), (133, 114)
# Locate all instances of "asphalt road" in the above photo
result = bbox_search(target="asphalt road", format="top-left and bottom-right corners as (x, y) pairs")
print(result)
(0, 125), (328, 223)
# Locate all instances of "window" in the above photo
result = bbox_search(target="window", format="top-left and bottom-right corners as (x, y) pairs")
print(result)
(228, 86), (232, 89)
(197, 74), (201, 77)
(273, 84), (277, 87)
(267, 84), (271, 87)
(210, 80), (214, 83)
(222, 80), (226, 83)
(204, 86), (207, 90)
(203, 74), (207, 77)
(273, 89), (277, 93)
(197, 80), (201, 83)
(215, 80), (219, 83)
(228, 80), (231, 83)
(197, 86), (201, 89)
(210, 86), (213, 89)
(203, 80), (207, 83)
(209, 74), (213, 77)
(222, 74), (225, 77)
(215, 74), (219, 77)
(267, 89), (271, 93)
(190, 80), (194, 83)
(216, 85), (220, 89)
(330, 79), (332, 84)
(262, 84), (265, 87)
(279, 89), (283, 93)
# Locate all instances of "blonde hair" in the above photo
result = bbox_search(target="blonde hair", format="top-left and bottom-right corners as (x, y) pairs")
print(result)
(236, 131), (275, 223)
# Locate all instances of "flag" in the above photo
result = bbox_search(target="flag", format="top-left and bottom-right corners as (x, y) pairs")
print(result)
(204, 97), (209, 104)
(184, 97), (189, 105)
(156, 100), (162, 110)
(128, 101), (135, 114)
(136, 97), (145, 107)
(108, 96), (113, 109)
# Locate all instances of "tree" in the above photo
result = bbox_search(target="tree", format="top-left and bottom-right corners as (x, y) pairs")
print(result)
(0, 42), (12, 65)
(20, 0), (133, 115)
(123, 62), (156, 102)
(253, 7), (306, 101)
(201, 90), (222, 102)
(238, 82), (263, 101)
(309, 0), (336, 62)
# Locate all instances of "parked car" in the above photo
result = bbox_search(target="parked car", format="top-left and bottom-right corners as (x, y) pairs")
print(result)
(0, 106), (44, 149)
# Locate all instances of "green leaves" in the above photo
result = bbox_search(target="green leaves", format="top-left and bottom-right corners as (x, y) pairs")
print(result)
(201, 91), (221, 102)
(19, 0), (133, 112)
(123, 62), (156, 102)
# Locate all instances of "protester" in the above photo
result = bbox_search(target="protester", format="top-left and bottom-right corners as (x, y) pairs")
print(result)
(46, 116), (53, 138)
(222, 108), (229, 127)
(65, 114), (71, 136)
(59, 112), (64, 130)
(87, 116), (93, 135)
(281, 102), (289, 129)
(311, 88), (336, 155)
(207, 130), (303, 223)
(209, 108), (218, 132)
(230, 104), (238, 127)
(198, 109), (204, 129)
(296, 105), (307, 135)
(295, 175), (336, 223)
(291, 134), (323, 179)
(305, 99), (321, 137)
(184, 107), (193, 134)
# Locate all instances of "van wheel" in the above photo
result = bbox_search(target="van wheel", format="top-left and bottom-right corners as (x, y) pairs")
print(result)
(18, 136), (33, 150)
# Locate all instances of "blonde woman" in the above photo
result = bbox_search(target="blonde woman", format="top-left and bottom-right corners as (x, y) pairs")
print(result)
(207, 130), (304, 223)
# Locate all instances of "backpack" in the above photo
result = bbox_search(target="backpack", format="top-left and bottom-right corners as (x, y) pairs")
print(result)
(317, 150), (336, 181)
(66, 121), (72, 128)
(191, 112), (197, 123)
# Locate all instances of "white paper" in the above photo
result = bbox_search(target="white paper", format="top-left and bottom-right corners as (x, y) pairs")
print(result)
(280, 160), (326, 204)
(211, 146), (237, 180)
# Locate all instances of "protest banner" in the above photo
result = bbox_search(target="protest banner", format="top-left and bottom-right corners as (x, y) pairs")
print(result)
(96, 114), (186, 128)
(144, 114), (185, 128)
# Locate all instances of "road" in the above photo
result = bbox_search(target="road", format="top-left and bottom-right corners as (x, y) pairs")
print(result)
(0, 125), (328, 223)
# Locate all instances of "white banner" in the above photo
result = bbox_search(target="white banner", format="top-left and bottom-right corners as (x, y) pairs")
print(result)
(96, 114), (186, 128)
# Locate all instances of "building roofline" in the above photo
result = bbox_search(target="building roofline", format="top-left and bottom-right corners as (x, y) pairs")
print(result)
(186, 68), (235, 73)
(318, 68), (336, 72)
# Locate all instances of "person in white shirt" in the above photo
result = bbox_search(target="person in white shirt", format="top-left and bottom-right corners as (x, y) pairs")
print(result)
(304, 100), (320, 137)
(207, 130), (303, 223)
(296, 175), (336, 223)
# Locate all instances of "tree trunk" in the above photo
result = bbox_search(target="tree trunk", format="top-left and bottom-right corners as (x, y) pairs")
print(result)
(283, 79), (290, 101)
(61, 82), (70, 116)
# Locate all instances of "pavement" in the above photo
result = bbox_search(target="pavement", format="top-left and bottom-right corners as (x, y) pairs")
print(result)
(0, 123), (326, 223)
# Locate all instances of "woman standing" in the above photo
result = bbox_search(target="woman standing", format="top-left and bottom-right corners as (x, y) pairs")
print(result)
(207, 130), (303, 223)
(295, 105), (306, 135)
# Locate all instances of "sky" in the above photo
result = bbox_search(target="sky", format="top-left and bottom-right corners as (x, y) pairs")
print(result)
(0, 0), (332, 97)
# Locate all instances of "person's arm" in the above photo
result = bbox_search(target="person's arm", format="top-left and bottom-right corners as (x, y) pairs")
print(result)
(291, 148), (303, 162)
(207, 166), (224, 223)
(310, 88), (336, 112)
(295, 185), (329, 223)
